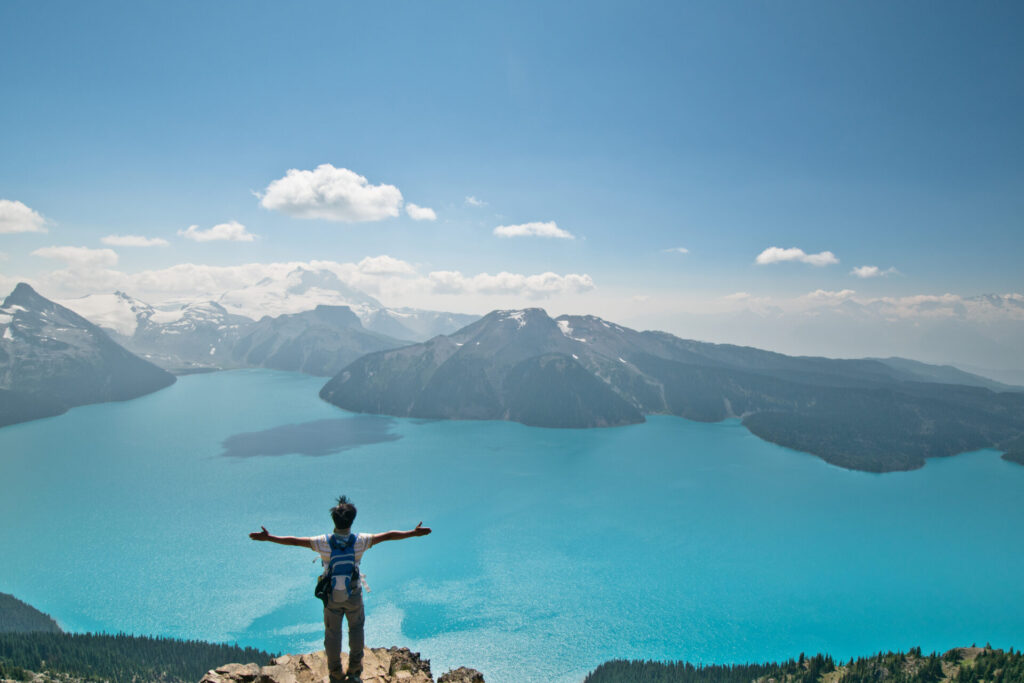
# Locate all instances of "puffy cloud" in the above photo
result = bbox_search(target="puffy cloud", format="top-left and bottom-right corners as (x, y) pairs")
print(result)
(32, 245), (119, 267)
(663, 247), (690, 254)
(0, 199), (48, 234)
(723, 292), (752, 301)
(755, 246), (838, 266)
(493, 221), (574, 239)
(357, 255), (417, 275)
(851, 265), (898, 278)
(30, 246), (121, 294)
(405, 203), (437, 221)
(464, 196), (487, 207)
(426, 270), (594, 298)
(259, 164), (403, 222)
(101, 234), (170, 247)
(178, 221), (256, 242)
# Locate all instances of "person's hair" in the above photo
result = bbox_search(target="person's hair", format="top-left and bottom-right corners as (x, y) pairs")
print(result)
(330, 495), (357, 529)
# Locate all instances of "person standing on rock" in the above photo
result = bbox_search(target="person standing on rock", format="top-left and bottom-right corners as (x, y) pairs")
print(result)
(249, 495), (432, 683)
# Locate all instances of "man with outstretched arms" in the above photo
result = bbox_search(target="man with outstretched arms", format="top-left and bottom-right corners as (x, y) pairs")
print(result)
(249, 495), (432, 683)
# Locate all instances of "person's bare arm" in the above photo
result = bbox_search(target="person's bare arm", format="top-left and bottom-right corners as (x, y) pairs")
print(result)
(249, 526), (315, 549)
(370, 522), (432, 546)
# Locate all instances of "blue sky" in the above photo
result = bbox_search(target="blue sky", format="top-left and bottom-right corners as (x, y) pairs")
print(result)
(1, 1), (1022, 357)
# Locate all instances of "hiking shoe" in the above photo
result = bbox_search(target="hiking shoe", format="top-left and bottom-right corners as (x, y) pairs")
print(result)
(343, 676), (361, 683)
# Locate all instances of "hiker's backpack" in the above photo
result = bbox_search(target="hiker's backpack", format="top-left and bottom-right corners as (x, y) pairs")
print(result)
(314, 533), (359, 605)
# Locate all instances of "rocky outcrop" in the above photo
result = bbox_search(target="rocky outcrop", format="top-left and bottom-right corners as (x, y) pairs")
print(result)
(436, 669), (485, 683)
(200, 649), (483, 683)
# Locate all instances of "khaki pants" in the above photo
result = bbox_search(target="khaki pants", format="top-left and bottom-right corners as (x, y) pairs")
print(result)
(324, 588), (364, 681)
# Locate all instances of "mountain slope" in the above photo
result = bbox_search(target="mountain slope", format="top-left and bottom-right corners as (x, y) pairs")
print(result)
(0, 593), (61, 634)
(362, 306), (481, 342)
(321, 309), (642, 427)
(231, 305), (409, 376)
(321, 308), (1024, 471)
(0, 284), (176, 427)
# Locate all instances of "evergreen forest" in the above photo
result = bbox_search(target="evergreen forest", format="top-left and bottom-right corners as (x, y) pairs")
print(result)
(585, 646), (1024, 683)
(0, 631), (274, 683)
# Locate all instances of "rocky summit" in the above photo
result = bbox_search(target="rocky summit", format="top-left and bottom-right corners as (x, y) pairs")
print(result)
(200, 649), (484, 683)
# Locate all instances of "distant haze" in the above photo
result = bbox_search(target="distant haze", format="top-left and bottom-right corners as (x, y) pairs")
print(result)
(5, 266), (1023, 384)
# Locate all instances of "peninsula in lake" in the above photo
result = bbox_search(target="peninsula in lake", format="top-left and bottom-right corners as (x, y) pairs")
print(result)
(321, 308), (1024, 473)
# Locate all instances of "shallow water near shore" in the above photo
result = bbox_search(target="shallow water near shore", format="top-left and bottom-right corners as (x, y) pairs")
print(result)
(2, 369), (1023, 683)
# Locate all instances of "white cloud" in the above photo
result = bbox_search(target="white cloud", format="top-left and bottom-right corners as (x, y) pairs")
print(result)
(663, 247), (690, 254)
(720, 291), (773, 309)
(101, 234), (170, 247)
(426, 270), (594, 298)
(805, 288), (857, 302)
(0, 199), (48, 234)
(259, 164), (403, 222)
(464, 196), (487, 207)
(357, 255), (417, 275)
(493, 221), (574, 239)
(0, 251), (7, 261)
(851, 265), (898, 278)
(32, 245), (119, 268)
(178, 221), (256, 242)
(755, 246), (838, 266)
(405, 203), (437, 221)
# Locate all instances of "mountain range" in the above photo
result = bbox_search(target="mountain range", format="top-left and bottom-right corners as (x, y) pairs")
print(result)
(5, 282), (1024, 473)
(321, 308), (1024, 472)
(57, 267), (477, 373)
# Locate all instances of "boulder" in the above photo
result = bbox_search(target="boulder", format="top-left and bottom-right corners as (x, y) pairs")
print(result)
(201, 649), (484, 683)
(437, 668), (486, 683)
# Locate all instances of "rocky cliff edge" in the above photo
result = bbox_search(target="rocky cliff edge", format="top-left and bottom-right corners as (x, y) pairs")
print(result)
(201, 649), (484, 683)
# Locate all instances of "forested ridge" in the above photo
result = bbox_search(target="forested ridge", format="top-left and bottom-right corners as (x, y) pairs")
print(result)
(0, 632), (274, 683)
(0, 594), (61, 635)
(585, 646), (1024, 683)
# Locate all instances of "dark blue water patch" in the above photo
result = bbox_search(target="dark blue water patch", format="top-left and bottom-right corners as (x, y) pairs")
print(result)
(221, 416), (401, 457)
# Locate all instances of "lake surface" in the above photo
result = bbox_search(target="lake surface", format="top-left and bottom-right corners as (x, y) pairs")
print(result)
(1, 370), (1023, 682)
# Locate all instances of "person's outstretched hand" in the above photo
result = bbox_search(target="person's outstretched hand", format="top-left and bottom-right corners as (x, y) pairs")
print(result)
(249, 526), (270, 541)
(412, 522), (432, 537)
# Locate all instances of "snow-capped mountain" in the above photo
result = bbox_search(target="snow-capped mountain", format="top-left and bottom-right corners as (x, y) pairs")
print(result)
(1, 284), (175, 427)
(58, 267), (479, 373)
(213, 266), (478, 341)
(60, 291), (252, 373)
(59, 282), (415, 375)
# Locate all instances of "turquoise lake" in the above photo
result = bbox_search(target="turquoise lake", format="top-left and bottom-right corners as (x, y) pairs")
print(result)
(1, 369), (1023, 682)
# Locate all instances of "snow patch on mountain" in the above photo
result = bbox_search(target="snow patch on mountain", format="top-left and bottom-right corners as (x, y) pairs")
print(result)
(57, 292), (154, 337)
(557, 319), (587, 343)
(502, 310), (527, 328)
